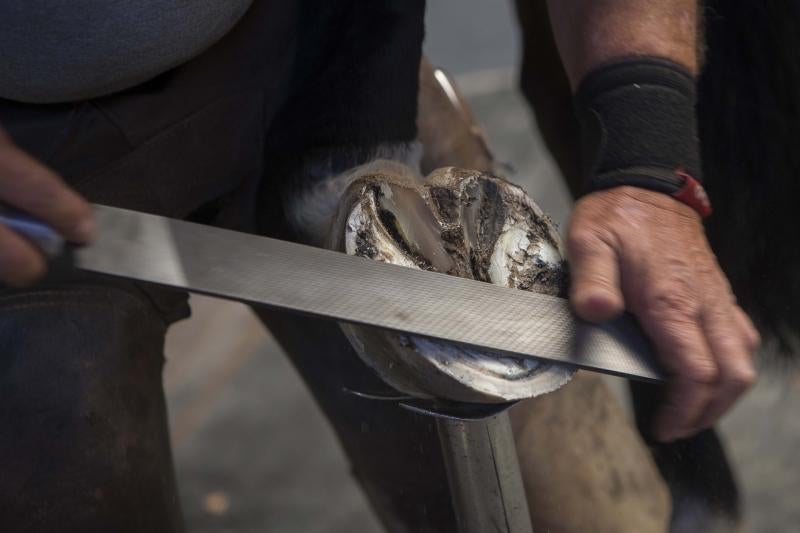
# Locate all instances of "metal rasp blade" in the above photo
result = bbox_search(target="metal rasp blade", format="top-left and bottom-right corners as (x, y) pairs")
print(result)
(73, 204), (662, 382)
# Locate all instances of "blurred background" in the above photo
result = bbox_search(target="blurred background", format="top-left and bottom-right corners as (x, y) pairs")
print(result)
(166, 1), (800, 531)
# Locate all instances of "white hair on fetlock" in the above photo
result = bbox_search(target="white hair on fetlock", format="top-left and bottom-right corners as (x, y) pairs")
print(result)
(285, 142), (423, 245)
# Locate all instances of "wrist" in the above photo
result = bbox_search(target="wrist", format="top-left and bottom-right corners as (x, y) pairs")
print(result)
(587, 186), (703, 222)
(574, 57), (711, 218)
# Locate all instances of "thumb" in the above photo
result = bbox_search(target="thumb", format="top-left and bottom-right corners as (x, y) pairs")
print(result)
(567, 227), (625, 323)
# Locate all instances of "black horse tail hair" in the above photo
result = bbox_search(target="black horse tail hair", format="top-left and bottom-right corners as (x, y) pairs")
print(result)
(699, 0), (800, 358)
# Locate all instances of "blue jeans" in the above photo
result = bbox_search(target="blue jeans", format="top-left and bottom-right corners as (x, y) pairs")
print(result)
(0, 1), (451, 531)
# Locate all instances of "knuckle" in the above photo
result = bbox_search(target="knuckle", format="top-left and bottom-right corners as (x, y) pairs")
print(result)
(684, 360), (719, 385)
(20, 173), (88, 230)
(726, 366), (757, 391)
(58, 197), (90, 226)
(574, 270), (615, 292)
(567, 228), (601, 255)
(645, 287), (697, 321)
(705, 321), (741, 349)
(707, 286), (737, 314)
(739, 313), (762, 350)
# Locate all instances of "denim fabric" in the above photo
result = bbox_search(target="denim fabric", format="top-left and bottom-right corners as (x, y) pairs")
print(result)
(0, 282), (188, 532)
(0, 1), (450, 531)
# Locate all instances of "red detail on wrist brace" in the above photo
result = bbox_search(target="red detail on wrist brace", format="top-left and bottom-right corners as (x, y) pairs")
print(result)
(673, 169), (712, 218)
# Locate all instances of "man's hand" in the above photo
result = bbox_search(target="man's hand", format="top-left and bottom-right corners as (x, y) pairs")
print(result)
(0, 126), (93, 285)
(567, 186), (760, 442)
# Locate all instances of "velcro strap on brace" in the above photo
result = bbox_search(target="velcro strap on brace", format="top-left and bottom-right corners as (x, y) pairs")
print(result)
(575, 57), (711, 217)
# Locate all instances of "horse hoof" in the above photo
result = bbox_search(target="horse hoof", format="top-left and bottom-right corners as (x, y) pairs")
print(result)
(328, 163), (575, 403)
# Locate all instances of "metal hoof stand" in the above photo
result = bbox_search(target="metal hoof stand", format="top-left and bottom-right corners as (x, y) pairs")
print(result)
(438, 412), (533, 533)
(361, 395), (534, 533)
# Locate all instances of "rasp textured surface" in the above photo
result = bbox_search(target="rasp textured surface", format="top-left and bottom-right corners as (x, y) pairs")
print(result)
(77, 205), (662, 382)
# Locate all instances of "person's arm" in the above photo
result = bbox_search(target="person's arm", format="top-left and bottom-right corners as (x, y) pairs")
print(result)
(0, 125), (93, 285)
(547, 0), (700, 84)
(545, 0), (760, 442)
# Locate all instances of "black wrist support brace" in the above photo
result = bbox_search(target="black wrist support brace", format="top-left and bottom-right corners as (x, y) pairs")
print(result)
(575, 57), (711, 217)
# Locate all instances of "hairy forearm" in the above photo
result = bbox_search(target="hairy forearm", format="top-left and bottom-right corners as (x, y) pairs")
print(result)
(545, 0), (700, 87)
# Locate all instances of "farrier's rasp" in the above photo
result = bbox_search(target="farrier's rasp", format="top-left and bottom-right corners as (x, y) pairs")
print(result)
(4, 204), (663, 382)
